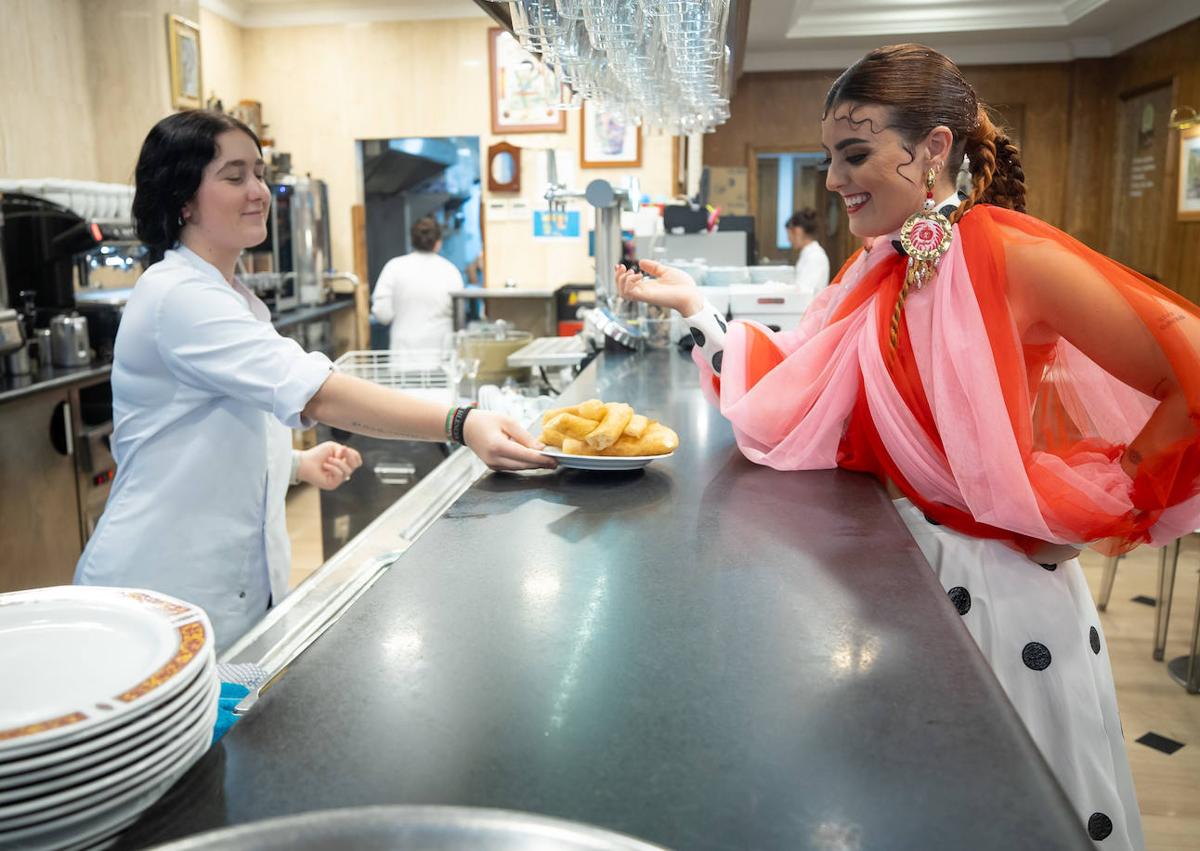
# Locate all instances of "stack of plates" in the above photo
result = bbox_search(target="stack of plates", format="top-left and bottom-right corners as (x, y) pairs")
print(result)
(0, 586), (218, 850)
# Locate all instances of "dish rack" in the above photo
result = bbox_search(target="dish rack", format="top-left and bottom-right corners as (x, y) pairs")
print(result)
(333, 350), (454, 405)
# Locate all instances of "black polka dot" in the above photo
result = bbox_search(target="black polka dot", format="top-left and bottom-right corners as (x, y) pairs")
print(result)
(891, 239), (906, 256)
(1039, 562), (1057, 571)
(947, 586), (971, 616)
(711, 350), (723, 374)
(690, 327), (706, 347)
(715, 315), (727, 333)
(923, 514), (941, 526)
(1090, 626), (1101, 655)
(1022, 642), (1052, 671)
(1088, 812), (1113, 841)
(938, 204), (958, 218)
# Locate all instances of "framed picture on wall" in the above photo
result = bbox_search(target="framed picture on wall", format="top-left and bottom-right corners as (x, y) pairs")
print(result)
(580, 100), (641, 168)
(166, 14), (202, 110)
(488, 28), (565, 134)
(1177, 124), (1200, 221)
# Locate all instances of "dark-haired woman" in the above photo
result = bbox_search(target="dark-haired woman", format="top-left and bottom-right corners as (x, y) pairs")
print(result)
(618, 44), (1200, 849)
(75, 111), (553, 652)
(785, 208), (830, 296)
(370, 215), (462, 353)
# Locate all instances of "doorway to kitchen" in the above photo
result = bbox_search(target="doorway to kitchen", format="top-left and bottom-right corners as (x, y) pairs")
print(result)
(750, 149), (854, 271)
(358, 136), (483, 294)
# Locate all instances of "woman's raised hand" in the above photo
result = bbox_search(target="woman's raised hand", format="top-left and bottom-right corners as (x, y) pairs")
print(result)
(615, 260), (704, 316)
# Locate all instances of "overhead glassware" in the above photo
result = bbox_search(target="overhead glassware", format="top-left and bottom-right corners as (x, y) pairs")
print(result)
(494, 0), (733, 134)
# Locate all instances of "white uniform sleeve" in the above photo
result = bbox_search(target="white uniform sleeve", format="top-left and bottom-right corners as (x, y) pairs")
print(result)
(795, 246), (831, 294)
(371, 263), (396, 325)
(155, 278), (332, 429)
(684, 299), (729, 374)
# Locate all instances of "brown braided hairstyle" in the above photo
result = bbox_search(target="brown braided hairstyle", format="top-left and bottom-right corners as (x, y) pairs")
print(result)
(823, 44), (1027, 353)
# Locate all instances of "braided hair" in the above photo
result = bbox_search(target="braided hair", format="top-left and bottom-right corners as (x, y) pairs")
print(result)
(823, 45), (1027, 353)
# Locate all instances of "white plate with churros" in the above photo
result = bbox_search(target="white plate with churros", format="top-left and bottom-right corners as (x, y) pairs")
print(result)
(537, 399), (679, 472)
(539, 448), (676, 471)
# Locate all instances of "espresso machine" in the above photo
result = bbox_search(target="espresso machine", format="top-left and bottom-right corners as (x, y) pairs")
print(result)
(248, 174), (332, 312)
(0, 191), (148, 369)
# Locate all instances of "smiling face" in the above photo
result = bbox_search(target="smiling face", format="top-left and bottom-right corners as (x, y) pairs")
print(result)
(181, 129), (269, 253)
(822, 102), (957, 238)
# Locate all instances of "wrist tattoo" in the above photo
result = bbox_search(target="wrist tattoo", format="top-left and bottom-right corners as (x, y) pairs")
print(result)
(348, 420), (421, 440)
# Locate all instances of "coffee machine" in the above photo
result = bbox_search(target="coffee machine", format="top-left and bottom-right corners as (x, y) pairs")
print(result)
(0, 191), (149, 364)
(248, 175), (332, 311)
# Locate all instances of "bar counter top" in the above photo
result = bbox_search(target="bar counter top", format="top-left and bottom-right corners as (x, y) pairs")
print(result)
(118, 349), (1089, 850)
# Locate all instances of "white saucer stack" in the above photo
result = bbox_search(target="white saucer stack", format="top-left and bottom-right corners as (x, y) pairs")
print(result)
(0, 586), (218, 850)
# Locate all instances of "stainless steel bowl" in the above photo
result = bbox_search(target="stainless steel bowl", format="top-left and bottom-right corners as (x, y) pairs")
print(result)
(148, 806), (667, 851)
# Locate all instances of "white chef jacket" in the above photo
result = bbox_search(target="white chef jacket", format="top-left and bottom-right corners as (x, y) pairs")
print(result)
(74, 245), (333, 652)
(370, 251), (463, 352)
(794, 240), (831, 298)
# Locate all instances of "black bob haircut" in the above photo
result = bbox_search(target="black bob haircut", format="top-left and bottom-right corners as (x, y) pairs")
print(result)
(132, 110), (261, 263)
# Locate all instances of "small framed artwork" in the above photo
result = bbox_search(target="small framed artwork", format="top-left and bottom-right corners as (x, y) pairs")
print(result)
(580, 100), (642, 169)
(166, 14), (202, 110)
(1176, 124), (1200, 221)
(488, 28), (565, 134)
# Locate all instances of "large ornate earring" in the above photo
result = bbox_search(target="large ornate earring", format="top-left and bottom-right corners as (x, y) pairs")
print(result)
(898, 166), (952, 290)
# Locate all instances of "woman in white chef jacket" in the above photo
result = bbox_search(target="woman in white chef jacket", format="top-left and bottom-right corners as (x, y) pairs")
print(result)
(785, 209), (830, 299)
(371, 216), (463, 352)
(74, 111), (554, 652)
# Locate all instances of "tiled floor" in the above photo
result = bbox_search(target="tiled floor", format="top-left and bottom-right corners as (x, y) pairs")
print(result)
(285, 486), (1200, 848)
(285, 483), (323, 590)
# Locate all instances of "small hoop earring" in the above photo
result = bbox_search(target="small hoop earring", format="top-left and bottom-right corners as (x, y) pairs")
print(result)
(178, 215), (185, 228)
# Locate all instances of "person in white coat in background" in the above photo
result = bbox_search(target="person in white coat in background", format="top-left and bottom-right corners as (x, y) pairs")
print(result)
(75, 111), (554, 652)
(371, 216), (464, 353)
(786, 208), (831, 300)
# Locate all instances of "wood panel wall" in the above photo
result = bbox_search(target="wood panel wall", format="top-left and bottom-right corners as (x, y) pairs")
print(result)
(707, 17), (1200, 302)
(1106, 17), (1200, 302)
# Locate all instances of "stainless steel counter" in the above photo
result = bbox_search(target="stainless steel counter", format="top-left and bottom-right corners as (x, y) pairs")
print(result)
(0, 362), (112, 406)
(449, 284), (565, 337)
(117, 350), (1090, 850)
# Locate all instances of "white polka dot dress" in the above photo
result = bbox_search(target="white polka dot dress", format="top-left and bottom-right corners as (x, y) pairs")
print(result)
(895, 498), (1144, 849)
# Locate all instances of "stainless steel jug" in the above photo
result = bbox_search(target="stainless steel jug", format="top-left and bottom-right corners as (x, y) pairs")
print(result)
(49, 313), (91, 368)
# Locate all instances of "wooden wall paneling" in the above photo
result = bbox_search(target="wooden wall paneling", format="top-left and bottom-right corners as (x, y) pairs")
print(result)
(351, 203), (370, 349)
(706, 70), (841, 167)
(1108, 18), (1200, 302)
(965, 64), (1074, 227)
(756, 156), (781, 262)
(1108, 81), (1176, 280)
(1062, 59), (1118, 252)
